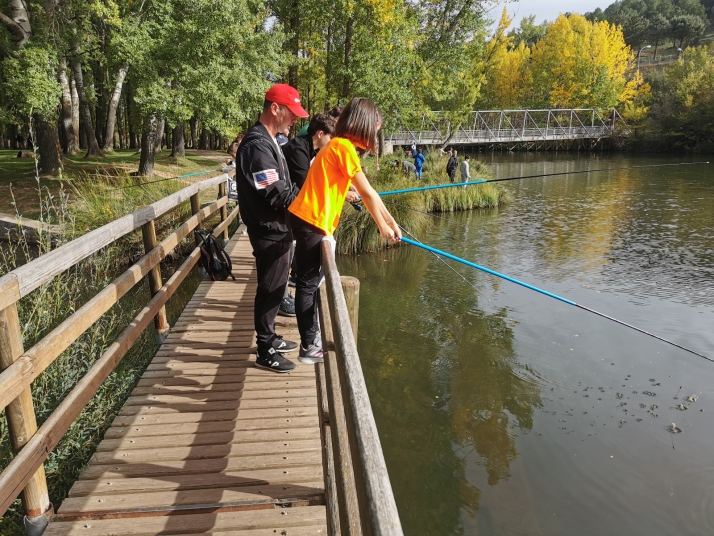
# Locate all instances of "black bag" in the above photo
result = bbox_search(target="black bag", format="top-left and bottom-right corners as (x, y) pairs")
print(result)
(195, 229), (235, 281)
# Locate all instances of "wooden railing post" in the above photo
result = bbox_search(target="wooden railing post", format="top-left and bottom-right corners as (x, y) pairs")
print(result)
(340, 276), (360, 341)
(217, 182), (229, 243)
(141, 220), (170, 343)
(190, 192), (206, 277)
(0, 303), (52, 534)
(318, 290), (362, 536)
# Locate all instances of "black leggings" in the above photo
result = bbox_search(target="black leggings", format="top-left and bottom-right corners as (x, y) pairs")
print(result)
(290, 214), (324, 347)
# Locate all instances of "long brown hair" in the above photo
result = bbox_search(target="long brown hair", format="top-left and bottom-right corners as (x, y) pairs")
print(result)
(334, 97), (381, 152)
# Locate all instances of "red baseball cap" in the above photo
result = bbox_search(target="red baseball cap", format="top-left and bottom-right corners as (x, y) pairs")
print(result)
(265, 84), (309, 118)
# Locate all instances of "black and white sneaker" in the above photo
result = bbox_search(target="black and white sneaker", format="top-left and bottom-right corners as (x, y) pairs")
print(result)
(278, 293), (296, 317)
(255, 347), (296, 373)
(272, 335), (298, 353)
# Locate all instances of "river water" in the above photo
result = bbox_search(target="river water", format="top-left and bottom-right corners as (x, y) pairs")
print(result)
(337, 153), (714, 535)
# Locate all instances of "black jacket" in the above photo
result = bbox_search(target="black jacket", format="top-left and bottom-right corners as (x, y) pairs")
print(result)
(236, 122), (299, 241)
(282, 135), (315, 189)
(446, 155), (458, 174)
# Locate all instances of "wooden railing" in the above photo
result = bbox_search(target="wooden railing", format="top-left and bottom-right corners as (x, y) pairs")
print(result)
(316, 241), (403, 536)
(0, 174), (238, 531)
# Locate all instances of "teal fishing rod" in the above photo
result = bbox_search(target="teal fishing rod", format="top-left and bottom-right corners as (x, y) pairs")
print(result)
(399, 235), (712, 362)
(378, 161), (710, 197)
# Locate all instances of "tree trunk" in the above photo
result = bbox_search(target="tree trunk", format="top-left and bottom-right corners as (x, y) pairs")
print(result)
(190, 116), (197, 148)
(287, 0), (300, 88)
(139, 114), (158, 176)
(1, 0), (32, 48)
(341, 15), (354, 99)
(116, 94), (125, 149)
(199, 128), (209, 150)
(58, 55), (79, 154)
(154, 118), (165, 153)
(71, 49), (103, 158)
(34, 114), (63, 176)
(94, 61), (106, 148)
(170, 122), (185, 158)
(70, 72), (80, 145)
(103, 65), (128, 152)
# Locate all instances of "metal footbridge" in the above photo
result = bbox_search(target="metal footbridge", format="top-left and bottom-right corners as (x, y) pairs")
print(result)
(385, 108), (624, 148)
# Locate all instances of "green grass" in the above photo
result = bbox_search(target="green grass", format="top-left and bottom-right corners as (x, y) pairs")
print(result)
(335, 150), (509, 254)
(0, 148), (226, 218)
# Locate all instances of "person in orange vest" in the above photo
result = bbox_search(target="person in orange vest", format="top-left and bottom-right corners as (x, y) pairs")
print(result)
(288, 97), (401, 363)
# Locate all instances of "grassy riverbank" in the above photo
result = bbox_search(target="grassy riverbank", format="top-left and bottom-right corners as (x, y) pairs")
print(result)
(0, 148), (227, 217)
(336, 151), (510, 254)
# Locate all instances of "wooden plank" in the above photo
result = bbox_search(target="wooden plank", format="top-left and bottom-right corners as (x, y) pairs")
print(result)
(58, 480), (324, 515)
(96, 427), (319, 452)
(89, 439), (321, 465)
(78, 451), (323, 481)
(138, 368), (314, 381)
(45, 505), (327, 535)
(131, 378), (317, 394)
(122, 388), (318, 406)
(137, 369), (314, 384)
(68, 466), (323, 497)
(111, 406), (318, 427)
(116, 396), (318, 416)
(103, 415), (318, 439)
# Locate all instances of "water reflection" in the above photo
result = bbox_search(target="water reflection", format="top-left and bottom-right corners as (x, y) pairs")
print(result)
(340, 244), (543, 534)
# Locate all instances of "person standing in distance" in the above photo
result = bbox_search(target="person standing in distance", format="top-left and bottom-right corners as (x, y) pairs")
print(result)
(460, 154), (471, 189)
(414, 147), (425, 180)
(446, 149), (458, 183)
(235, 84), (308, 373)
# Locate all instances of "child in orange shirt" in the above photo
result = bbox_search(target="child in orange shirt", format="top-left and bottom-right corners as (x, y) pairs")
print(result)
(288, 97), (401, 363)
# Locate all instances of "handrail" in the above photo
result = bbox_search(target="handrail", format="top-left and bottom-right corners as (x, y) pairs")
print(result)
(0, 172), (226, 312)
(0, 174), (238, 524)
(319, 241), (403, 536)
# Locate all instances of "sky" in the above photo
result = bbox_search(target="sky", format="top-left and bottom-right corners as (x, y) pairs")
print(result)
(502, 0), (608, 29)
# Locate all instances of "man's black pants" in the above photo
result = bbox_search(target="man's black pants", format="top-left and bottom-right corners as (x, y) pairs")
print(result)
(248, 234), (292, 355)
(290, 215), (323, 348)
(448, 170), (456, 183)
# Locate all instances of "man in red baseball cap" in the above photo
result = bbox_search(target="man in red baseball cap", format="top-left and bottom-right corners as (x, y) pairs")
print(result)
(234, 84), (309, 373)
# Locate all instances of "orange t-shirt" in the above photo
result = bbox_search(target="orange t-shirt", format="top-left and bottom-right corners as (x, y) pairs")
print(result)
(288, 137), (362, 236)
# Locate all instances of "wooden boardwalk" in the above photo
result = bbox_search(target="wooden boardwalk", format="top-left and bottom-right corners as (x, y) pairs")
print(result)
(45, 229), (328, 535)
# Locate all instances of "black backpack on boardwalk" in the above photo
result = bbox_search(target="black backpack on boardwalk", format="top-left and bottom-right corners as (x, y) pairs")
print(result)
(195, 229), (235, 281)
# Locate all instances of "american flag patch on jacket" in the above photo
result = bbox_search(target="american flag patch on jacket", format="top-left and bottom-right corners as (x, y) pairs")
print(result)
(252, 169), (279, 189)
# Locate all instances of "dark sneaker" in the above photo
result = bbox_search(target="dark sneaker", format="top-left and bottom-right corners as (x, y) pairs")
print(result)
(288, 271), (297, 288)
(255, 347), (296, 373)
(298, 344), (324, 365)
(272, 335), (298, 353)
(279, 293), (296, 317)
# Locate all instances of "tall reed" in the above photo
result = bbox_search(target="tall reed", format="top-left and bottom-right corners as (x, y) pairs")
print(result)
(335, 151), (510, 254)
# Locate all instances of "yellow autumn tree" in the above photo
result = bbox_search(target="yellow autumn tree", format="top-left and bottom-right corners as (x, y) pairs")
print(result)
(529, 14), (641, 108)
(482, 9), (533, 108)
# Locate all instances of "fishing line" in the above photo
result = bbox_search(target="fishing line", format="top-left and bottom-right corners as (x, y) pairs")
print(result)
(378, 162), (710, 197)
(400, 237), (713, 363)
(397, 225), (491, 304)
(386, 200), (469, 226)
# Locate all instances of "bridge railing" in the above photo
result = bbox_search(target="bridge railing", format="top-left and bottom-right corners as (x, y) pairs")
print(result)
(0, 174), (239, 530)
(316, 241), (403, 536)
(385, 108), (621, 146)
